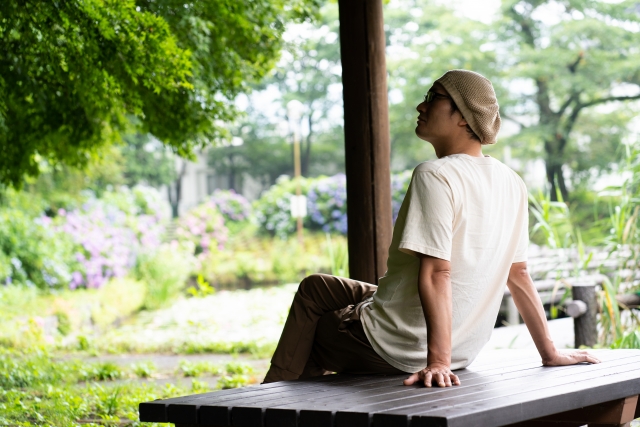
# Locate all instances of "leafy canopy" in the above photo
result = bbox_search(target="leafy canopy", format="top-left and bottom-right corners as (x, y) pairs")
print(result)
(0, 0), (319, 187)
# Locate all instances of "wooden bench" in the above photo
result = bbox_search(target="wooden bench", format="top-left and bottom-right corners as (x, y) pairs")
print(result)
(139, 349), (640, 427)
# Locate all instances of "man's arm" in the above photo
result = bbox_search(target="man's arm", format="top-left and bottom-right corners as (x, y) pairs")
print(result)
(403, 254), (461, 387)
(507, 262), (600, 365)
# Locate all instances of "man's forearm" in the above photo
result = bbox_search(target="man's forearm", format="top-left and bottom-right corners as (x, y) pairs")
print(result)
(507, 266), (557, 362)
(418, 258), (452, 366)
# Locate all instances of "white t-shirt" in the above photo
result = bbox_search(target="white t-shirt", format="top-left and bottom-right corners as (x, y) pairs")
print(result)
(360, 154), (529, 372)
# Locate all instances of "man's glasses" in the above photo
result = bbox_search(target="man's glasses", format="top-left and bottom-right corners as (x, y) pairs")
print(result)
(423, 91), (451, 103)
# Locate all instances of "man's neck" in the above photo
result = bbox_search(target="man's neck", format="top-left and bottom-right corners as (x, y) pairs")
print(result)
(433, 140), (483, 159)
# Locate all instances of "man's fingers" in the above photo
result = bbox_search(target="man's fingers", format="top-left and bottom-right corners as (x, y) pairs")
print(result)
(450, 373), (461, 385)
(424, 371), (433, 388)
(444, 374), (452, 387)
(434, 372), (446, 387)
(403, 373), (419, 386)
(584, 354), (601, 364)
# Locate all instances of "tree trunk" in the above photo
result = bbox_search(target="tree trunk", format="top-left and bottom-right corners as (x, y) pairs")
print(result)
(228, 153), (236, 191)
(168, 161), (187, 218)
(545, 161), (568, 202)
(544, 136), (569, 201)
(301, 114), (313, 177)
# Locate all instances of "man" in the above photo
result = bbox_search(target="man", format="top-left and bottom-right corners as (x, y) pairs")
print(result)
(263, 69), (600, 387)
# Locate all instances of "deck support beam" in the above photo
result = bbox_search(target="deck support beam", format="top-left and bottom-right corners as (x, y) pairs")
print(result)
(338, 0), (393, 284)
(505, 395), (639, 427)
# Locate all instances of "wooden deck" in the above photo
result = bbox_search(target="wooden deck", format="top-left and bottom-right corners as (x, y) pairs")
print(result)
(139, 349), (640, 427)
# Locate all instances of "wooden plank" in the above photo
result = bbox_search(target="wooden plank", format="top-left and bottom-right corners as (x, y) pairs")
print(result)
(336, 353), (640, 416)
(263, 356), (548, 426)
(238, 352), (627, 426)
(144, 375), (350, 422)
(140, 389), (246, 422)
(142, 350), (640, 427)
(342, 354), (640, 426)
(192, 376), (397, 426)
(406, 367), (640, 427)
(268, 354), (639, 427)
(338, 0), (392, 283)
(218, 361), (540, 427)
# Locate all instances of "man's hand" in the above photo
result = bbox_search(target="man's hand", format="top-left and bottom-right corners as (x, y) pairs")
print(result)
(403, 363), (460, 387)
(542, 349), (601, 366)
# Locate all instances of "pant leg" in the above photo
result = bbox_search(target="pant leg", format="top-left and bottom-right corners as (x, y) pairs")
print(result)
(307, 309), (406, 377)
(263, 274), (376, 383)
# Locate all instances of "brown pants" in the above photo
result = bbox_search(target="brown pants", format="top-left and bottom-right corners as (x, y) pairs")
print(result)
(263, 274), (404, 383)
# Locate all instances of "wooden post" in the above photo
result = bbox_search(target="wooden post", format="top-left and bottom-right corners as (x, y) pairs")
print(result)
(572, 282), (598, 348)
(338, 0), (393, 284)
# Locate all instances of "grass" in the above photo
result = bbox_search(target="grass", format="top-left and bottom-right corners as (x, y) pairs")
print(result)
(0, 280), (290, 425)
(0, 346), (258, 426)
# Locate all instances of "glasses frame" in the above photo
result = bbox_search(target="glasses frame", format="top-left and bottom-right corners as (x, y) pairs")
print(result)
(423, 91), (451, 103)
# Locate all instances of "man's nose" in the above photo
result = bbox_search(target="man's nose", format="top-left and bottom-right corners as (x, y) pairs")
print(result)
(416, 102), (427, 113)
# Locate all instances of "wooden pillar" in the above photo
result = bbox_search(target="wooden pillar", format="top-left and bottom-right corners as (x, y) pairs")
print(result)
(572, 282), (598, 348)
(338, 0), (392, 284)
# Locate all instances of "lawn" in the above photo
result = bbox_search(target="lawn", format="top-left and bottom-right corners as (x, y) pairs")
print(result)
(0, 283), (297, 426)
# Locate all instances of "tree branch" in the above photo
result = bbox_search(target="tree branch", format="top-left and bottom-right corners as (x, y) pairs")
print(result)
(561, 93), (640, 138)
(579, 94), (640, 109)
(557, 92), (579, 118)
(500, 112), (528, 130)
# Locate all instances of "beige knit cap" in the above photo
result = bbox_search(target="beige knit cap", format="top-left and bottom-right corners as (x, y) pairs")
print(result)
(434, 70), (501, 144)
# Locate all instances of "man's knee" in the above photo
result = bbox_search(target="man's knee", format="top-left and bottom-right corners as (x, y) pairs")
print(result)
(297, 273), (326, 296)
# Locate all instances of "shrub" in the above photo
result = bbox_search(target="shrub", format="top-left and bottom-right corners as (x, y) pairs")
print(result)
(89, 277), (147, 328)
(210, 189), (252, 222)
(253, 175), (311, 239)
(81, 362), (124, 381)
(307, 174), (347, 234)
(136, 243), (194, 310)
(175, 201), (228, 256)
(0, 207), (78, 289)
(177, 360), (220, 377)
(59, 186), (170, 289)
(254, 171), (413, 238)
(131, 361), (157, 378)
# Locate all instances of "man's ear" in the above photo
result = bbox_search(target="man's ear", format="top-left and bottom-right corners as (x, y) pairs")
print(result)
(457, 116), (469, 128)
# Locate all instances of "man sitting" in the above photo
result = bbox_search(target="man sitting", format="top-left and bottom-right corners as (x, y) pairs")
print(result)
(263, 69), (599, 387)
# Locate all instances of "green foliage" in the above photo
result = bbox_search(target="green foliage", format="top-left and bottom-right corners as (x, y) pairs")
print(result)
(0, 0), (192, 186)
(0, 195), (79, 289)
(209, 2), (343, 190)
(217, 374), (251, 390)
(199, 233), (343, 288)
(0, 347), (197, 426)
(224, 361), (254, 376)
(121, 132), (177, 188)
(175, 201), (228, 256)
(0, 0), (321, 187)
(253, 175), (312, 238)
(0, 350), (62, 389)
(325, 233), (349, 277)
(498, 0), (640, 197)
(135, 244), (194, 310)
(55, 311), (72, 337)
(81, 362), (124, 382)
(84, 278), (147, 330)
(131, 361), (157, 378)
(177, 360), (221, 377)
(187, 274), (216, 298)
(611, 330), (640, 349)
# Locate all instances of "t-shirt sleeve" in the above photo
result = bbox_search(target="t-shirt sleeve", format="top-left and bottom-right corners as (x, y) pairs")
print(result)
(513, 181), (529, 263)
(398, 171), (454, 261)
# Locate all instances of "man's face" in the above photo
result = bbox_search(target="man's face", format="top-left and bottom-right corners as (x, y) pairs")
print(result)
(415, 83), (460, 143)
